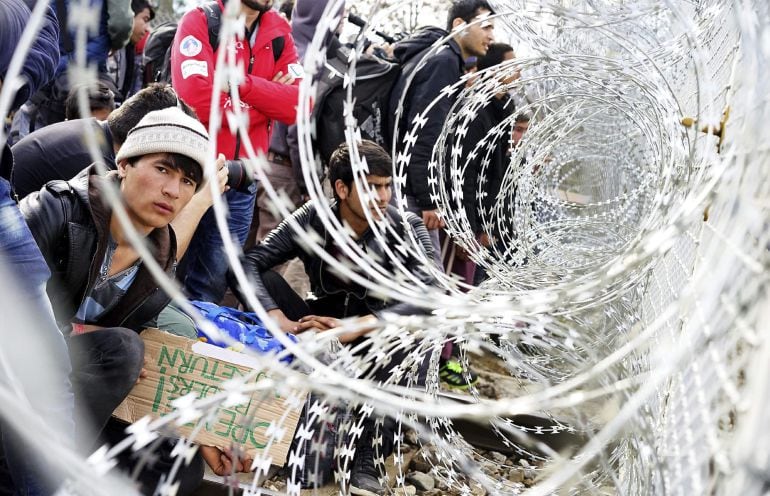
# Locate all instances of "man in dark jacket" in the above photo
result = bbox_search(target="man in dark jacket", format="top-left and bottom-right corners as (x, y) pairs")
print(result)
(235, 140), (436, 495)
(12, 84), (192, 200)
(461, 43), (517, 250)
(388, 0), (495, 256)
(8, 0), (134, 143)
(19, 106), (208, 455)
(0, 1), (74, 494)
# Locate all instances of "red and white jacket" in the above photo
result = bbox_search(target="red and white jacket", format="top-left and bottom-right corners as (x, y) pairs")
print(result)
(171, 3), (299, 159)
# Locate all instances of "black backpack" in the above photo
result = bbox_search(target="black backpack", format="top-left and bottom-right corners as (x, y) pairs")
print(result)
(143, 2), (285, 85)
(313, 47), (401, 164)
(312, 28), (444, 164)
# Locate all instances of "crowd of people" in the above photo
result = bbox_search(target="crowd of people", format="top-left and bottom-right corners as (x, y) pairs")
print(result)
(0, 0), (529, 494)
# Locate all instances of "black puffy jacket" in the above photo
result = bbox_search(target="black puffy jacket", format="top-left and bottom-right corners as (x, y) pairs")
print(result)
(238, 201), (437, 318)
(19, 166), (177, 332)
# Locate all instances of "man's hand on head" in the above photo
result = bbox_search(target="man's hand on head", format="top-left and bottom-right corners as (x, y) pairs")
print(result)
(422, 209), (445, 230)
(189, 154), (230, 210)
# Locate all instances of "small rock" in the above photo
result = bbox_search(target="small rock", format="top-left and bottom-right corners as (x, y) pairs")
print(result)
(476, 382), (498, 399)
(405, 429), (420, 446)
(489, 451), (507, 464)
(524, 468), (537, 480)
(518, 459), (530, 468)
(409, 448), (436, 473)
(470, 481), (488, 496)
(393, 485), (417, 496)
(508, 468), (525, 483)
(406, 471), (435, 491)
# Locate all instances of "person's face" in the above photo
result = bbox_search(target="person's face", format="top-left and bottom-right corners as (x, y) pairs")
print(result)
(337, 174), (393, 225)
(118, 153), (198, 232)
(130, 8), (152, 45)
(512, 120), (530, 147)
(455, 9), (495, 58)
(241, 0), (273, 14)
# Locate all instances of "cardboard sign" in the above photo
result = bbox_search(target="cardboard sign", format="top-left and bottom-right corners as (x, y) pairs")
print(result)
(113, 328), (303, 464)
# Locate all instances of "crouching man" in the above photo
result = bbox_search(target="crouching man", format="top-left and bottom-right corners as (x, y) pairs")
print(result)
(234, 140), (437, 495)
(20, 106), (211, 493)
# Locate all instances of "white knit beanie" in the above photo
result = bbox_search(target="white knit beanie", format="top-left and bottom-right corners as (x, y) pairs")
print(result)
(115, 107), (210, 180)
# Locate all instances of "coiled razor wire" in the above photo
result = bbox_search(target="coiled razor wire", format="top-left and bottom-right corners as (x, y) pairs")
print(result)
(0, 0), (769, 494)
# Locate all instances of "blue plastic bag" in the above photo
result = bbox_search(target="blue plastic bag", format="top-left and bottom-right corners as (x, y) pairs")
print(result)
(190, 301), (296, 363)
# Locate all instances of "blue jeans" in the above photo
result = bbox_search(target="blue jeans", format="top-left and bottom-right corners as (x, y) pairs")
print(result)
(0, 177), (74, 495)
(179, 187), (256, 303)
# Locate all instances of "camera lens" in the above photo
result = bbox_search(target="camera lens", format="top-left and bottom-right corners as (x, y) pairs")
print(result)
(225, 159), (254, 193)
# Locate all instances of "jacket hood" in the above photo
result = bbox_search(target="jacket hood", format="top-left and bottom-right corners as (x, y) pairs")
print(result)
(393, 26), (448, 64)
(291, 0), (342, 61)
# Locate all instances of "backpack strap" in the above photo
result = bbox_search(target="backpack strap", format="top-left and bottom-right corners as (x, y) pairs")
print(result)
(55, 0), (74, 54)
(272, 36), (285, 62)
(199, 1), (223, 51)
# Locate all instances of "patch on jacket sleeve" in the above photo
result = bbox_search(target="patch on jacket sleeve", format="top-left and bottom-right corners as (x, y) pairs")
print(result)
(181, 59), (208, 79)
(180, 35), (203, 57)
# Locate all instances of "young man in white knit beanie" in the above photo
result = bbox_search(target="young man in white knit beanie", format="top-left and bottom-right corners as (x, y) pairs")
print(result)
(18, 106), (226, 493)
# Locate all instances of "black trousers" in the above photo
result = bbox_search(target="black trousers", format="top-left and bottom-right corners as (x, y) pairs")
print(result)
(262, 270), (430, 460)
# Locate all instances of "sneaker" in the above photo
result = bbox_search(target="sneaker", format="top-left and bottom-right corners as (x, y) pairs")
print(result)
(350, 428), (384, 496)
(439, 358), (479, 389)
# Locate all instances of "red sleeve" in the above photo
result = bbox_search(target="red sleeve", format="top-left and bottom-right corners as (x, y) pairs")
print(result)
(239, 35), (300, 125)
(170, 9), (225, 127)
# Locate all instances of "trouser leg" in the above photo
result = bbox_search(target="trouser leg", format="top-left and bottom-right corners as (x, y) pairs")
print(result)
(67, 327), (144, 451)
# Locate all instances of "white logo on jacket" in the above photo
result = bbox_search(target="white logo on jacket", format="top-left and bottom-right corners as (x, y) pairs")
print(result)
(181, 60), (208, 79)
(180, 35), (203, 57)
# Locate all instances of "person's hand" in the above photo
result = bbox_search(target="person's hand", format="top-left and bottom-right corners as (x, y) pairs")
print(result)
(295, 315), (341, 333)
(192, 154), (230, 209)
(213, 154), (229, 194)
(267, 309), (301, 333)
(272, 71), (295, 85)
(454, 244), (470, 261)
(136, 359), (148, 385)
(337, 314), (379, 343)
(479, 233), (491, 248)
(200, 446), (252, 476)
(422, 209), (445, 230)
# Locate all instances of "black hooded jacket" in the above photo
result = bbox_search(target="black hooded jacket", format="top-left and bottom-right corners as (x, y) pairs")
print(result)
(388, 27), (464, 210)
(461, 94), (515, 234)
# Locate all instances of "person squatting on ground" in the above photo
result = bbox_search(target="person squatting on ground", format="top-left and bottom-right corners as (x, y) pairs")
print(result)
(17, 107), (219, 494)
(231, 140), (436, 495)
(0, 1), (75, 494)
(171, 0), (301, 303)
